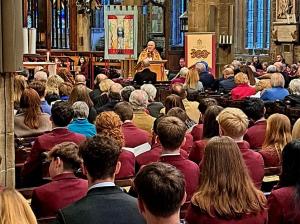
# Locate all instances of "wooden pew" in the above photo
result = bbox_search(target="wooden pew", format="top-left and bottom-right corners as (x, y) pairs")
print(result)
(37, 216), (56, 224)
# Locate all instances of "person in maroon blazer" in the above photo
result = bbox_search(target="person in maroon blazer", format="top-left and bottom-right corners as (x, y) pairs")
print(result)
(114, 102), (150, 148)
(31, 142), (88, 218)
(243, 98), (267, 150)
(186, 136), (267, 224)
(217, 107), (264, 189)
(95, 111), (135, 179)
(189, 105), (223, 164)
(157, 116), (199, 201)
(22, 101), (86, 187)
(268, 140), (300, 224)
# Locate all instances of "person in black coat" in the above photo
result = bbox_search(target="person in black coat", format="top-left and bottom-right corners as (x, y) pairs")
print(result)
(53, 135), (145, 224)
(133, 59), (157, 85)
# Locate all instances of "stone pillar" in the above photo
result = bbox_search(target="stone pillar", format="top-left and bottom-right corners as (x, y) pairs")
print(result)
(0, 73), (14, 187)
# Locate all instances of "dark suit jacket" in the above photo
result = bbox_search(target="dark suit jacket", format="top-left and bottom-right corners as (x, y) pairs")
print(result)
(268, 186), (300, 224)
(53, 186), (145, 224)
(133, 68), (157, 85)
(160, 155), (199, 201)
(122, 122), (149, 148)
(244, 119), (267, 150)
(31, 173), (88, 218)
(219, 76), (235, 93)
(199, 72), (215, 89)
(22, 128), (86, 186)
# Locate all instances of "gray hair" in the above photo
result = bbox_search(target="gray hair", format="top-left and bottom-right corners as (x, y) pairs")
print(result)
(270, 73), (285, 88)
(34, 71), (48, 82)
(195, 63), (206, 73)
(72, 101), (89, 119)
(129, 90), (149, 110)
(266, 65), (277, 73)
(289, 79), (300, 95)
(121, 86), (135, 102)
(141, 84), (157, 102)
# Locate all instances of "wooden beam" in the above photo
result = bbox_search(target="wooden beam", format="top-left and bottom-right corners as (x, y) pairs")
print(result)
(69, 0), (77, 51)
(46, 0), (51, 50)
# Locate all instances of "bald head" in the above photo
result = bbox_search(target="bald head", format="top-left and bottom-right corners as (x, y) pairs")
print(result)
(75, 74), (86, 85)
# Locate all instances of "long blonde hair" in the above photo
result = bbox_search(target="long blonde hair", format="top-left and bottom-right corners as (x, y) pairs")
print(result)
(184, 69), (199, 89)
(0, 188), (37, 224)
(192, 136), (266, 218)
(263, 113), (292, 151)
(14, 75), (27, 107)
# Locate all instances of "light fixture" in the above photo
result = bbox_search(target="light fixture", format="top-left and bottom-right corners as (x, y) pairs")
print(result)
(179, 11), (188, 32)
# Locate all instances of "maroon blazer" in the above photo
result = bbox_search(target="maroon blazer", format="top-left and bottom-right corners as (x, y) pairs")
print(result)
(259, 145), (281, 175)
(188, 139), (208, 164)
(244, 119), (267, 150)
(237, 141), (264, 189)
(116, 150), (135, 180)
(135, 143), (188, 168)
(122, 122), (150, 148)
(191, 124), (203, 141)
(160, 154), (199, 201)
(182, 132), (194, 154)
(22, 128), (86, 186)
(31, 173), (88, 218)
(268, 186), (300, 224)
(186, 203), (268, 224)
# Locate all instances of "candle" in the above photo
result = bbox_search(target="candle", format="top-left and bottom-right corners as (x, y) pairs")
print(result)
(219, 35), (222, 43)
(222, 35), (225, 44)
(226, 35), (229, 44)
(230, 35), (232, 44)
(46, 51), (50, 62)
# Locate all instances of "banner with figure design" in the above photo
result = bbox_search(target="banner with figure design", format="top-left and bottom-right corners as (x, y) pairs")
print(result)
(104, 5), (138, 60)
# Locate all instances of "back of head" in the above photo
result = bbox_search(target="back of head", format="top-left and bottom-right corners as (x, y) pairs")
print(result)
(95, 111), (124, 147)
(75, 74), (86, 85)
(47, 75), (64, 92)
(134, 162), (185, 218)
(234, 72), (249, 85)
(94, 73), (108, 87)
(48, 142), (82, 172)
(274, 62), (283, 72)
(179, 67), (189, 77)
(142, 59), (150, 68)
(34, 71), (48, 82)
(240, 65), (256, 85)
(99, 79), (114, 93)
(69, 84), (93, 108)
(289, 79), (300, 95)
(222, 68), (234, 79)
(217, 107), (249, 138)
(114, 101), (134, 122)
(255, 79), (271, 92)
(171, 83), (187, 99)
(72, 101), (89, 119)
(0, 188), (37, 224)
(231, 60), (242, 71)
(79, 134), (122, 181)
(14, 75), (28, 103)
(109, 83), (122, 100)
(129, 90), (149, 110)
(157, 116), (187, 150)
(203, 105), (223, 139)
(195, 62), (206, 73)
(266, 65), (277, 73)
(242, 98), (265, 122)
(192, 136), (266, 218)
(167, 107), (189, 124)
(198, 98), (218, 114)
(270, 73), (285, 88)
(264, 113), (292, 150)
(164, 94), (185, 114)
(141, 84), (157, 102)
(120, 86), (135, 102)
(51, 101), (74, 127)
(29, 80), (46, 98)
(59, 82), (73, 97)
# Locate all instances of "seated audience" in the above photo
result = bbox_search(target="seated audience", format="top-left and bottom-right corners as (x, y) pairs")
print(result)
(129, 90), (155, 134)
(31, 142), (88, 218)
(243, 98), (267, 149)
(97, 83), (122, 113)
(268, 140), (300, 224)
(57, 68), (75, 85)
(261, 73), (289, 101)
(0, 188), (38, 224)
(157, 116), (199, 201)
(231, 72), (256, 100)
(259, 113), (292, 175)
(163, 94), (185, 114)
(14, 88), (52, 137)
(120, 85), (135, 102)
(94, 78), (115, 109)
(22, 101), (86, 186)
(54, 135), (144, 224)
(170, 83), (201, 123)
(58, 82), (73, 101)
(14, 74), (28, 111)
(240, 65), (257, 86)
(133, 59), (157, 85)
(75, 74), (91, 93)
(68, 84), (97, 123)
(67, 101), (96, 138)
(141, 84), (164, 118)
(114, 102), (149, 148)
(46, 75), (65, 105)
(95, 111), (135, 179)
(189, 105), (223, 164)
(89, 73), (108, 105)
(195, 62), (215, 89)
(191, 98), (218, 141)
(29, 80), (52, 115)
(183, 68), (204, 94)
(219, 67), (235, 93)
(134, 162), (186, 224)
(252, 79), (271, 97)
(284, 78), (300, 107)
(217, 107), (264, 188)
(171, 67), (188, 84)
(34, 70), (48, 82)
(186, 136), (267, 223)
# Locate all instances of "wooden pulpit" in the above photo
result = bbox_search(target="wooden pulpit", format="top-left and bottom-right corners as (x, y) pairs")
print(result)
(135, 60), (168, 81)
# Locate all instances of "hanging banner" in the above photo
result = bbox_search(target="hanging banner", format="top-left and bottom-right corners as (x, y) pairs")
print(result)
(185, 32), (216, 75)
(104, 5), (138, 60)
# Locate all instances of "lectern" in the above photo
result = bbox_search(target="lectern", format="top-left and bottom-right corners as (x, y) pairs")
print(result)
(135, 60), (168, 81)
